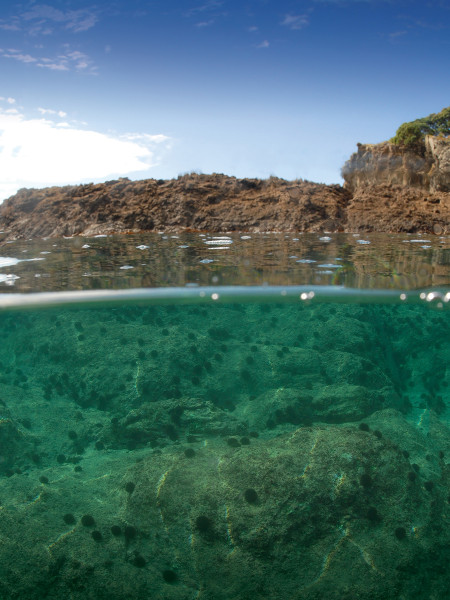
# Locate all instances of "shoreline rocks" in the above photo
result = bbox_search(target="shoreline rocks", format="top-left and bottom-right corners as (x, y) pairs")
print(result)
(1, 138), (449, 241)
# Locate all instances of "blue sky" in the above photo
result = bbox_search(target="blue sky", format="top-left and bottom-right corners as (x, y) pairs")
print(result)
(0, 0), (449, 201)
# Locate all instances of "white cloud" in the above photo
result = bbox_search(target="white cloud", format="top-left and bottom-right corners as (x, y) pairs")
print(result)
(185, 1), (226, 24)
(0, 48), (38, 64)
(0, 22), (20, 32)
(389, 30), (407, 40)
(187, 1), (224, 16)
(37, 107), (67, 117)
(196, 20), (214, 27)
(123, 133), (170, 145)
(256, 40), (270, 48)
(281, 14), (310, 30)
(0, 4), (99, 36)
(0, 108), (171, 202)
(0, 47), (97, 73)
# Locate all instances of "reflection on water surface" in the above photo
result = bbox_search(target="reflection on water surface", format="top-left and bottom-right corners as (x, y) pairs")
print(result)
(0, 231), (449, 292)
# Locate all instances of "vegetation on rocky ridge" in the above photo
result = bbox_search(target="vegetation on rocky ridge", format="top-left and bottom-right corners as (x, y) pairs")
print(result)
(390, 106), (450, 150)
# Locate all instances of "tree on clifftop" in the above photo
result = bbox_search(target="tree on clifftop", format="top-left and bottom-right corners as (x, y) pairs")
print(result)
(390, 106), (450, 150)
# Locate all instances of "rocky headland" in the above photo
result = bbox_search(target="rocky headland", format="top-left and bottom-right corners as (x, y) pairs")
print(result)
(0, 135), (449, 240)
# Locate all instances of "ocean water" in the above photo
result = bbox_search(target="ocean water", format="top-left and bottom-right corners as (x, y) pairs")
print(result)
(0, 233), (449, 600)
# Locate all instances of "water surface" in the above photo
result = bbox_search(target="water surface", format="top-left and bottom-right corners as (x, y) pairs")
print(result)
(1, 231), (449, 291)
(0, 232), (448, 600)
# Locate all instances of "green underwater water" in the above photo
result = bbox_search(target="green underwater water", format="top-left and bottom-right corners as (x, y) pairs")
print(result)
(0, 296), (448, 600)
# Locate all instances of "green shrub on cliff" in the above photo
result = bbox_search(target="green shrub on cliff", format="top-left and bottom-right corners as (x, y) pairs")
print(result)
(390, 106), (450, 149)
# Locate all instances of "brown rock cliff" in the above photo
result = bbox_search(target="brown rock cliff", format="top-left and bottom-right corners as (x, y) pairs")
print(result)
(0, 156), (449, 241)
(342, 135), (450, 193)
(0, 175), (350, 239)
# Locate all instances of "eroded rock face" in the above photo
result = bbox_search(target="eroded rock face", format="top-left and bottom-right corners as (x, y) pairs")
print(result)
(0, 175), (350, 239)
(0, 158), (449, 238)
(342, 135), (450, 193)
(426, 136), (450, 191)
